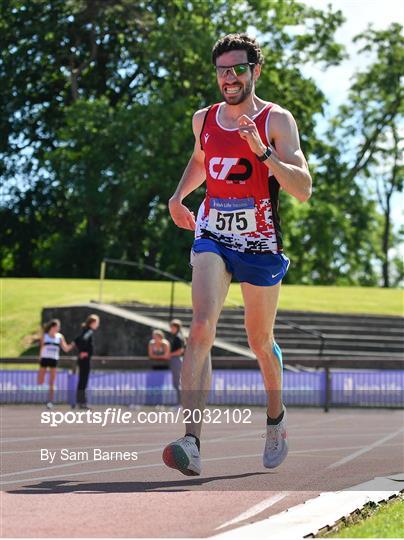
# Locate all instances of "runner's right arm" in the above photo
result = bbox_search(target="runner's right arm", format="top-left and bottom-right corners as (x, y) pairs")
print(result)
(60, 334), (74, 353)
(168, 108), (208, 230)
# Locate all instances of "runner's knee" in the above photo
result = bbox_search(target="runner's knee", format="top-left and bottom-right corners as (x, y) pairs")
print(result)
(247, 331), (273, 357)
(189, 316), (216, 346)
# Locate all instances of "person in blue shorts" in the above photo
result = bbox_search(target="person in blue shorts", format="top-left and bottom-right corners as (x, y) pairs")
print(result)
(163, 33), (312, 476)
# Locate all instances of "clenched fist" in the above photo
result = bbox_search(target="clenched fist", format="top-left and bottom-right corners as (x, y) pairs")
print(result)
(238, 114), (266, 156)
(168, 197), (196, 231)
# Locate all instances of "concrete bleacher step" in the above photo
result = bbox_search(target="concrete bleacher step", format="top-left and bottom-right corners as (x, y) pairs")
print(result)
(215, 326), (403, 343)
(122, 304), (403, 329)
(274, 326), (404, 337)
(219, 339), (403, 354)
(259, 335), (401, 346)
(122, 303), (401, 318)
(114, 302), (404, 361)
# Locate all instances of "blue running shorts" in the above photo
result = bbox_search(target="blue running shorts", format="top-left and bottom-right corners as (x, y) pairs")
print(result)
(191, 238), (290, 286)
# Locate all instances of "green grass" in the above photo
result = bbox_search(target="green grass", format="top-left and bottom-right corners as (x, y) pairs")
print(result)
(321, 497), (404, 538)
(1, 278), (403, 357)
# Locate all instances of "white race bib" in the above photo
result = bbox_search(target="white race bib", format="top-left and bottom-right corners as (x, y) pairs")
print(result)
(207, 197), (256, 234)
(42, 344), (59, 360)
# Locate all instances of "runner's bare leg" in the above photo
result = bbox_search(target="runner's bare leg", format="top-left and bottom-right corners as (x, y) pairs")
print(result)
(241, 281), (283, 419)
(48, 367), (57, 403)
(38, 367), (46, 385)
(181, 252), (231, 438)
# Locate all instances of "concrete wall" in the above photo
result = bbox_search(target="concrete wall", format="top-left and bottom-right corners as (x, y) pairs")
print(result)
(41, 303), (254, 359)
(42, 305), (155, 356)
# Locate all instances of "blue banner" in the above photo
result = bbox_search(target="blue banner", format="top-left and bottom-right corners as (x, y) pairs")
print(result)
(1, 369), (403, 407)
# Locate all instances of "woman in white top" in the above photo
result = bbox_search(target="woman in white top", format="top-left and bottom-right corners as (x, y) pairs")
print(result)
(38, 319), (73, 408)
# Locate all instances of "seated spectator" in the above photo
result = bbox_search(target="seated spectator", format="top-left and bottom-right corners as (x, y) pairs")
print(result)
(148, 330), (170, 370)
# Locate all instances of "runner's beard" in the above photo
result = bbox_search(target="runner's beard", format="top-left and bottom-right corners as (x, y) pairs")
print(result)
(221, 78), (254, 105)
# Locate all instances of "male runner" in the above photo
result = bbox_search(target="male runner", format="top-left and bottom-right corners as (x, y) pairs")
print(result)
(163, 33), (312, 476)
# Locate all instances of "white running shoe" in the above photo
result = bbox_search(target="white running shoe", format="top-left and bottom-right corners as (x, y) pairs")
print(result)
(263, 407), (288, 469)
(162, 435), (201, 476)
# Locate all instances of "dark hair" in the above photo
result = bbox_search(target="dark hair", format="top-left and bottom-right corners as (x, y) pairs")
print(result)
(212, 33), (264, 66)
(170, 319), (182, 333)
(43, 319), (60, 333)
(170, 319), (186, 346)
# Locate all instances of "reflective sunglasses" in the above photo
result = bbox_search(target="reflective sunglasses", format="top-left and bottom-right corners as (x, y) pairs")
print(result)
(215, 62), (256, 78)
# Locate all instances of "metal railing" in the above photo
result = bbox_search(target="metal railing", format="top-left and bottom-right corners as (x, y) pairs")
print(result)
(277, 319), (326, 356)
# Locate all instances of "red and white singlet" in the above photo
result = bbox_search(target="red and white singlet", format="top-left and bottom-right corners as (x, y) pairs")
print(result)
(195, 101), (283, 254)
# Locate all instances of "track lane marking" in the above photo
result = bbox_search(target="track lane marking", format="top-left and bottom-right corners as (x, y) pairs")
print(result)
(327, 427), (404, 469)
(2, 442), (399, 486)
(0, 443), (372, 478)
(215, 493), (290, 530)
(1, 413), (344, 442)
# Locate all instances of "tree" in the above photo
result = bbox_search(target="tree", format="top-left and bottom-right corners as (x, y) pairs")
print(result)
(1, 0), (350, 279)
(333, 23), (403, 287)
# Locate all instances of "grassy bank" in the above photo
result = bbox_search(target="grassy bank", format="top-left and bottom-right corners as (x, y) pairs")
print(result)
(319, 497), (404, 538)
(2, 278), (403, 357)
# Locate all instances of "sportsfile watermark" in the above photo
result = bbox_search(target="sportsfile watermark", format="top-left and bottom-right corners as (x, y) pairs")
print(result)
(3, 406), (403, 492)
(41, 407), (253, 427)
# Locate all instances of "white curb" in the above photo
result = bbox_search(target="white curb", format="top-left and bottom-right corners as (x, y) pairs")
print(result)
(210, 473), (404, 539)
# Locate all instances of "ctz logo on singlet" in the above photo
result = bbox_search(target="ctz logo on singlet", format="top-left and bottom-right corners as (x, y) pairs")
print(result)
(209, 157), (252, 183)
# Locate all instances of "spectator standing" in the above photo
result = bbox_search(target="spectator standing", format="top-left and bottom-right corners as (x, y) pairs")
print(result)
(73, 314), (100, 409)
(168, 319), (185, 405)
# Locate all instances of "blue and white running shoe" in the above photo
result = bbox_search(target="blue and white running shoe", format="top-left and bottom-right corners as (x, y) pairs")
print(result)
(263, 407), (288, 468)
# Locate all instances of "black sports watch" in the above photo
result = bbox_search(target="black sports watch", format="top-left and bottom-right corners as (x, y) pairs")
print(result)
(257, 146), (272, 162)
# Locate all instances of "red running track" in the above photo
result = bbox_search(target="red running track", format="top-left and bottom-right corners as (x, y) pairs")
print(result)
(1, 405), (403, 538)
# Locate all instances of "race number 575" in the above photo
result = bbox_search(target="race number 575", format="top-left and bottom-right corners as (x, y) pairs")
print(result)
(215, 211), (248, 232)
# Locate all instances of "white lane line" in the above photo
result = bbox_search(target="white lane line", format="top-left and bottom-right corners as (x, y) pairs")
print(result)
(0, 446), (163, 477)
(0, 462), (153, 487)
(0, 435), (254, 476)
(215, 493), (290, 530)
(1, 431), (266, 477)
(0, 415), (342, 442)
(0, 451), (266, 486)
(0, 426), (161, 443)
(0, 431), (267, 480)
(289, 442), (403, 455)
(0, 441), (161, 454)
(0, 434), (388, 455)
(1, 417), (345, 458)
(2, 427), (399, 454)
(0, 443), (364, 479)
(327, 427), (404, 469)
(2, 442), (398, 486)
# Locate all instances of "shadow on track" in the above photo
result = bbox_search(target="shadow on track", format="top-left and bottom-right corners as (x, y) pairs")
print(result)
(7, 471), (272, 494)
